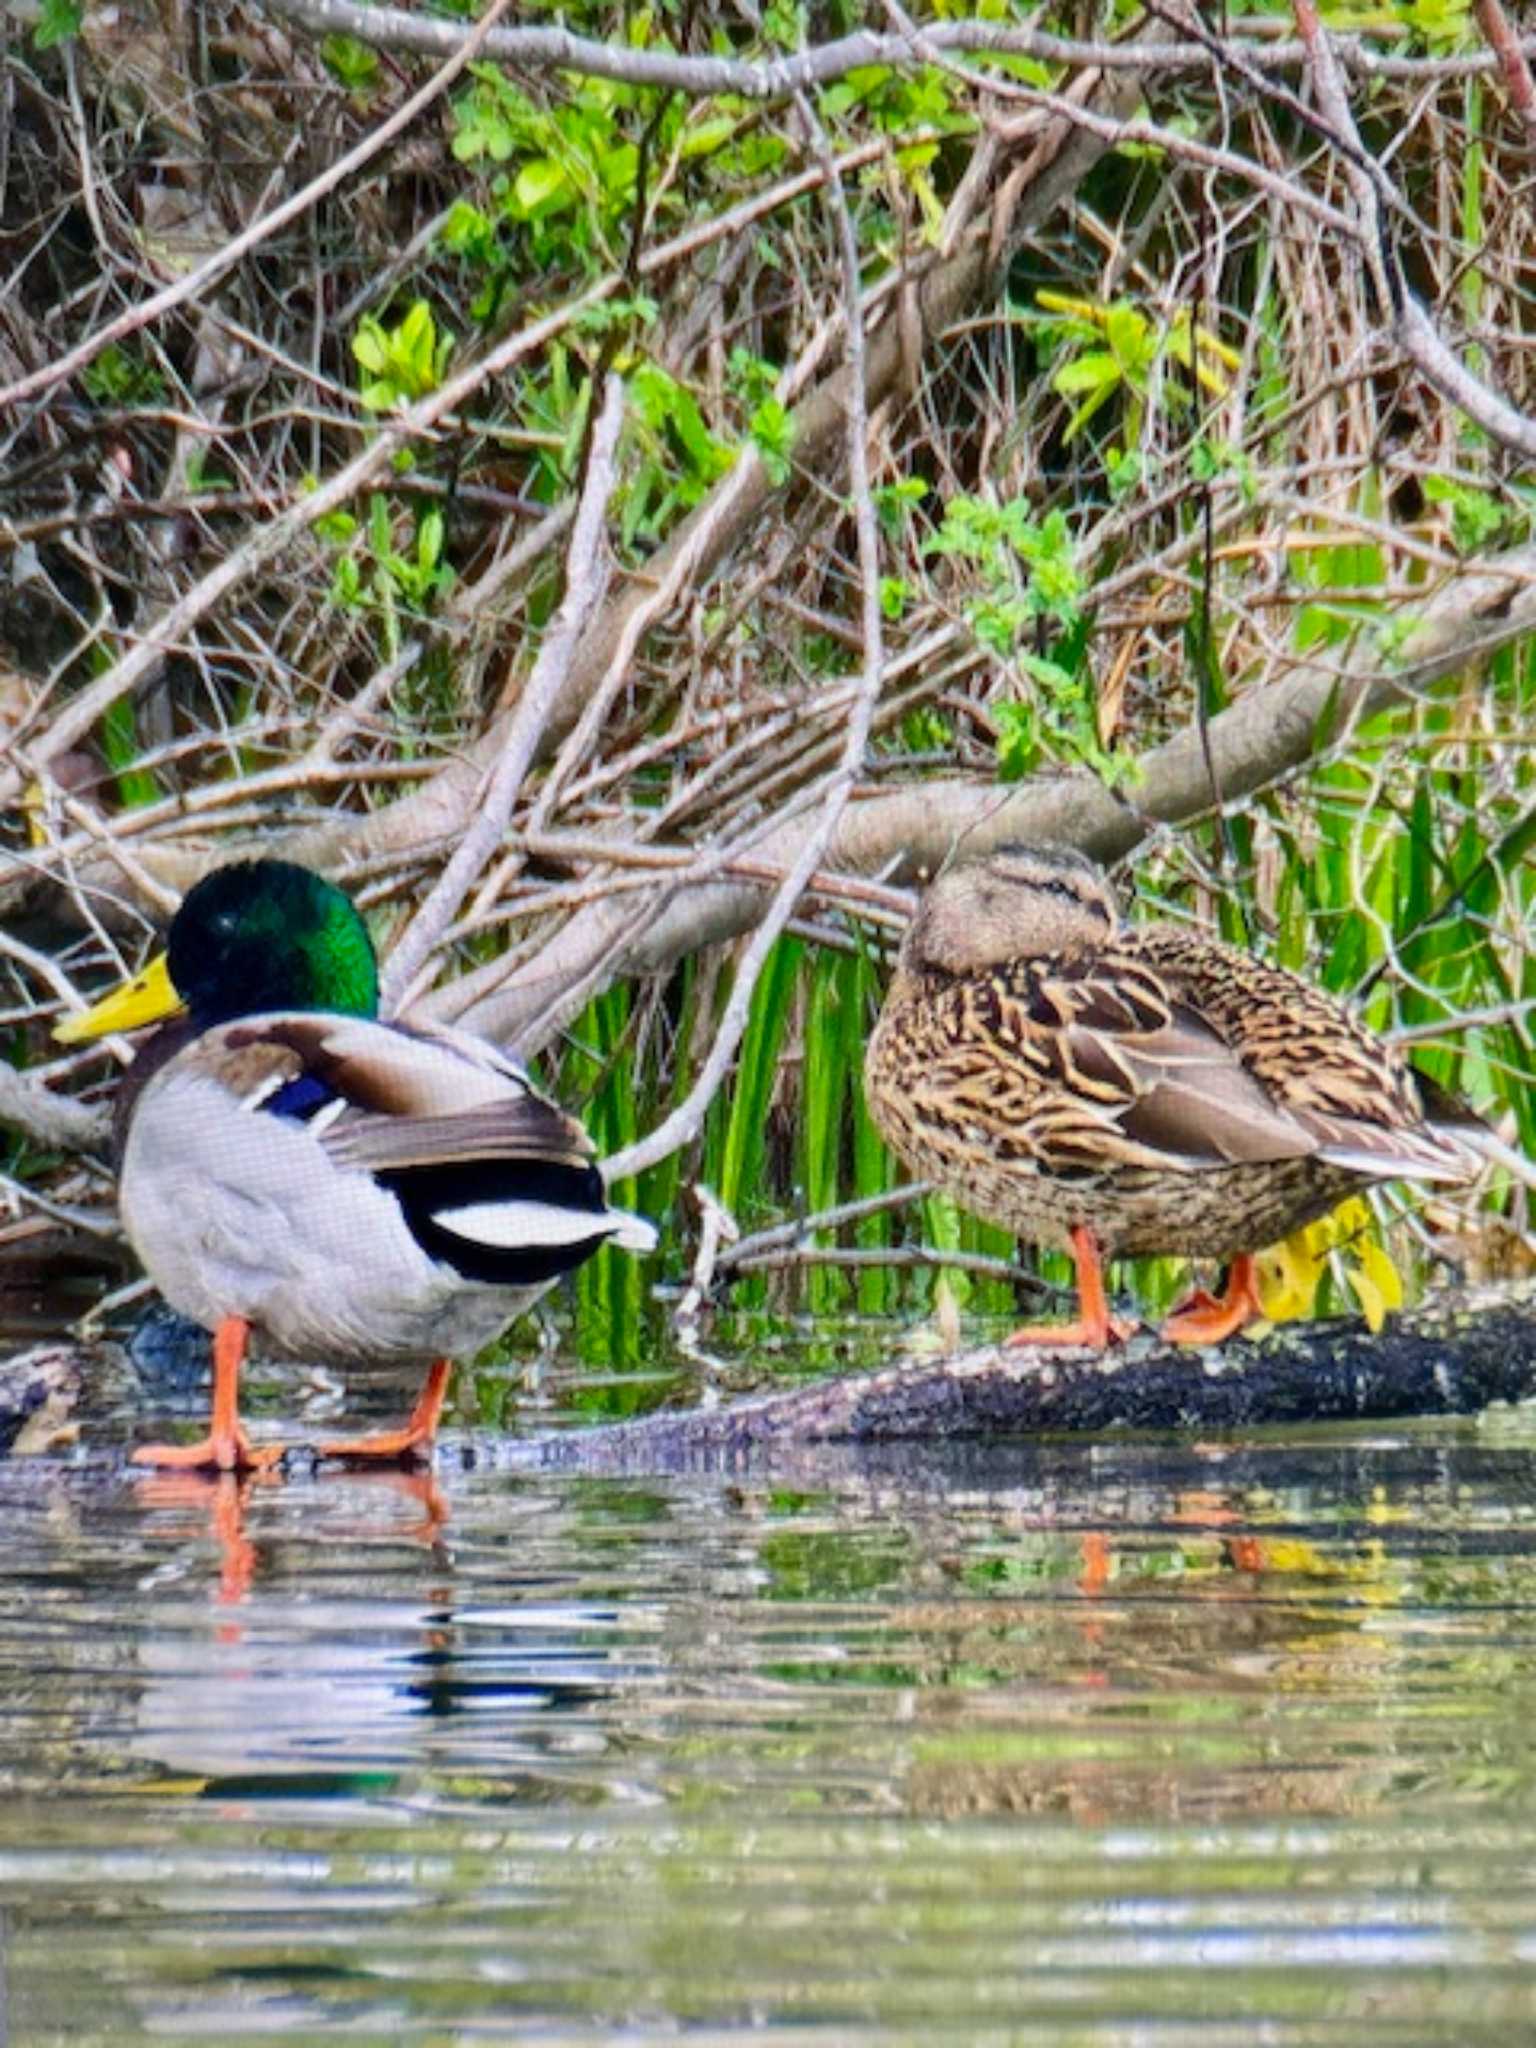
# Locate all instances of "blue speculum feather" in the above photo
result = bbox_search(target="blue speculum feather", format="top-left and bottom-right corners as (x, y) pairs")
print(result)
(263, 1073), (339, 1123)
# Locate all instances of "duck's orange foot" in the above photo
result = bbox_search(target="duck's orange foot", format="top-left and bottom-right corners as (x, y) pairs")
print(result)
(1159, 1254), (1263, 1347)
(316, 1359), (451, 1467)
(131, 1316), (286, 1473)
(1004, 1225), (1137, 1349)
(315, 1425), (437, 1467)
(1003, 1312), (1137, 1350)
(131, 1431), (286, 1474)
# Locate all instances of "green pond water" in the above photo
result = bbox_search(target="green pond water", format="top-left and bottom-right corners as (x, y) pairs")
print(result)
(1, 1332), (1536, 2044)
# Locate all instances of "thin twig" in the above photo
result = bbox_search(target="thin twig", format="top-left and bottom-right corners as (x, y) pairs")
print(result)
(1472, 0), (1536, 142)
(380, 373), (625, 1012)
(600, 88), (887, 1182)
(0, 0), (515, 417)
(720, 1182), (934, 1267)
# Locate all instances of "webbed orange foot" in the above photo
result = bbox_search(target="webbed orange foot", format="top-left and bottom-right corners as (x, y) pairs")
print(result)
(131, 1432), (285, 1474)
(1004, 1224), (1138, 1350)
(1159, 1254), (1263, 1346)
(317, 1359), (451, 1467)
(1004, 1312), (1136, 1350)
(131, 1315), (285, 1472)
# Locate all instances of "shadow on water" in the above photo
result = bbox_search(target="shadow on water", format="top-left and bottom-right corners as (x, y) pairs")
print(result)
(3, 1323), (1536, 2040)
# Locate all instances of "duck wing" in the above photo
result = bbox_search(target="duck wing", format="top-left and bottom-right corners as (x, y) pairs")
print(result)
(210, 1013), (651, 1286)
(1004, 954), (1323, 1172)
(222, 1015), (590, 1155)
(1131, 926), (1480, 1184)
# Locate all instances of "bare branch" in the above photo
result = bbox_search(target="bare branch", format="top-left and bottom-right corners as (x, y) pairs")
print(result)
(380, 374), (625, 1012)
(601, 89), (888, 1183)
(1473, 0), (1536, 141)
(251, 0), (1536, 91)
(0, 1066), (109, 1154)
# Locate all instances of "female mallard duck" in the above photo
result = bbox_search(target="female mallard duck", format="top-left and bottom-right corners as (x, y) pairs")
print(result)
(865, 843), (1483, 1348)
(55, 859), (656, 1471)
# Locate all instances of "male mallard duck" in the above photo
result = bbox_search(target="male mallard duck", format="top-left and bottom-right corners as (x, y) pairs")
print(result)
(55, 859), (656, 1471)
(865, 843), (1483, 1347)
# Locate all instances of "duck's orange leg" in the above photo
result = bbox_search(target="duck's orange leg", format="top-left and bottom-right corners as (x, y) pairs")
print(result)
(131, 1316), (286, 1474)
(1159, 1253), (1264, 1346)
(316, 1358), (452, 1466)
(1004, 1225), (1137, 1349)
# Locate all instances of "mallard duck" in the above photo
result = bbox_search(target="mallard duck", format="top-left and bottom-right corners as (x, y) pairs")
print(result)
(55, 859), (656, 1471)
(865, 843), (1484, 1347)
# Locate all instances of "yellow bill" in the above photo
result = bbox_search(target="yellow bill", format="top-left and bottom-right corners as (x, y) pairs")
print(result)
(53, 952), (182, 1043)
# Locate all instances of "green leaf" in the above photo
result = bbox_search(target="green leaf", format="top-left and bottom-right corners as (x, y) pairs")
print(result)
(679, 115), (737, 159)
(33, 0), (81, 47)
(993, 700), (1037, 780)
(439, 201), (495, 262)
(748, 397), (795, 486)
(313, 508), (358, 545)
(512, 157), (571, 215)
(417, 506), (445, 575)
(1052, 351), (1121, 397)
(321, 33), (379, 97)
(352, 323), (389, 375)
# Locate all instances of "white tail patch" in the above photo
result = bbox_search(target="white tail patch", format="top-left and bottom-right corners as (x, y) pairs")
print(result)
(432, 1198), (657, 1253)
(605, 1208), (660, 1254)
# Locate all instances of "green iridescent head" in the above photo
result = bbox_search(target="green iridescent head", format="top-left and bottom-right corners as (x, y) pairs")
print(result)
(166, 860), (380, 1025)
(54, 860), (379, 1044)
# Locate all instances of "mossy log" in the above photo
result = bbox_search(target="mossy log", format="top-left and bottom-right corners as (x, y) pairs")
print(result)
(490, 1286), (1536, 1476)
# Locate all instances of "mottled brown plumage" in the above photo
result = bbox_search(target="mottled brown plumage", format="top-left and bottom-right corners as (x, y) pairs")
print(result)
(864, 844), (1483, 1346)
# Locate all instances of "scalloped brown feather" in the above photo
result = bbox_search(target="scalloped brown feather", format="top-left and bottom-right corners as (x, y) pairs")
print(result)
(864, 845), (1482, 1264)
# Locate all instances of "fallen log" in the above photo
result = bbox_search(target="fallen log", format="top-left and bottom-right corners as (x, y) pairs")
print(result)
(481, 1285), (1536, 1475)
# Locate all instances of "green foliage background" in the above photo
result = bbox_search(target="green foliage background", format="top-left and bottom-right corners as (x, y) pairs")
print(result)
(3, 0), (1533, 1385)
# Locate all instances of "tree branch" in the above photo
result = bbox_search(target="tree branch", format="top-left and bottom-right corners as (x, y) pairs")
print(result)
(477, 1285), (1536, 1474)
(446, 541), (1536, 1054)
(0, 1065), (109, 1153)
(250, 0), (1536, 92)
(380, 374), (625, 1012)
